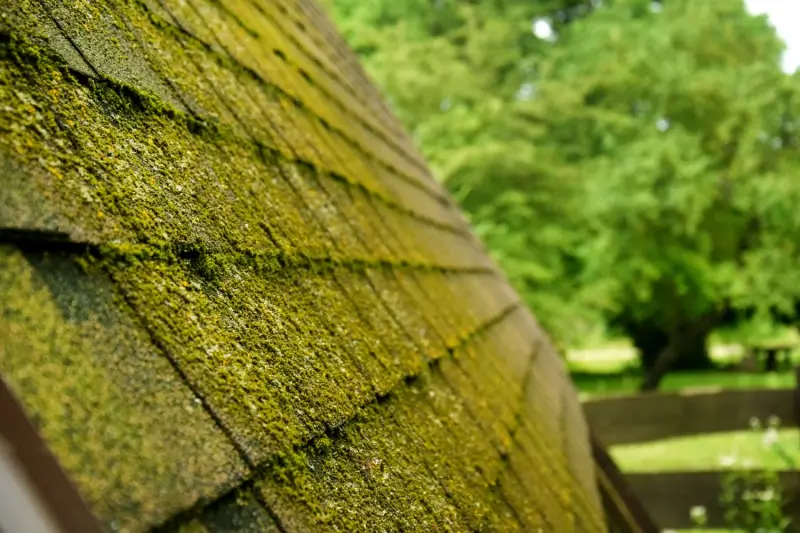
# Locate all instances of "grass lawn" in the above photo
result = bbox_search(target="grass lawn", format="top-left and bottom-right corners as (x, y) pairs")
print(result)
(611, 429), (798, 472)
(567, 342), (799, 531)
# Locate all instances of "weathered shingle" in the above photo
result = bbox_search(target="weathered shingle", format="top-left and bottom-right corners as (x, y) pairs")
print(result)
(0, 246), (248, 531)
(0, 0), (607, 531)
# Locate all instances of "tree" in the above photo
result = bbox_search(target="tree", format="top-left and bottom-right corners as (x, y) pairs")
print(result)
(520, 0), (800, 388)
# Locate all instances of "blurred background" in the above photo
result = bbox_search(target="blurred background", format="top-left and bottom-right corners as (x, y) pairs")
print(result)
(322, 1), (800, 530)
(320, 0), (800, 392)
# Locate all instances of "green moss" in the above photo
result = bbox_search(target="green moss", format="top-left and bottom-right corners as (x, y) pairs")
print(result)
(256, 388), (466, 532)
(396, 271), (466, 347)
(0, 247), (248, 531)
(0, 1), (607, 530)
(211, 0), (424, 188)
(333, 269), (423, 388)
(438, 357), (515, 457)
(156, 0), (443, 199)
(0, 8), (470, 261)
(166, 488), (283, 533)
(390, 371), (497, 530)
(41, 0), (188, 111)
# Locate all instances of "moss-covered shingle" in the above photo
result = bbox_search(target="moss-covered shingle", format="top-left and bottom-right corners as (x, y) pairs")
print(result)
(0, 247), (248, 531)
(0, 0), (607, 530)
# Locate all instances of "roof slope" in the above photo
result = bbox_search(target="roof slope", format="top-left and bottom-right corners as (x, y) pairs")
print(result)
(0, 0), (606, 531)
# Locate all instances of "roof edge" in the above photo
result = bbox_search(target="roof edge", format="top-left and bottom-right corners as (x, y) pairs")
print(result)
(0, 376), (104, 533)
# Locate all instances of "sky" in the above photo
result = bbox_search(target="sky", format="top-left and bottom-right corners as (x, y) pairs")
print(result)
(745, 0), (800, 72)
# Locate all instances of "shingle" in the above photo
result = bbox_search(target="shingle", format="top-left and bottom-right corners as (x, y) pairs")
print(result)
(0, 246), (248, 532)
(379, 165), (465, 228)
(199, 489), (282, 533)
(255, 370), (519, 533)
(333, 269), (424, 384)
(0, 0), (609, 530)
(106, 259), (379, 462)
(114, 1), (250, 139)
(366, 268), (448, 360)
(40, 0), (187, 111)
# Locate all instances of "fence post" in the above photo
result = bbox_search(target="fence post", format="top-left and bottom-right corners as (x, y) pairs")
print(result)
(792, 366), (800, 527)
(795, 366), (800, 429)
(591, 432), (660, 533)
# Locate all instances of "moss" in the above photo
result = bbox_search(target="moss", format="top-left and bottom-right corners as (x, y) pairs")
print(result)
(102, 258), (499, 465)
(494, 466), (549, 531)
(238, 288), (574, 532)
(268, 0), (396, 129)
(156, 0), (439, 198)
(0, 4), (466, 252)
(0, 46), (480, 274)
(395, 271), (466, 348)
(0, 1), (608, 530)
(448, 316), (530, 445)
(215, 0), (415, 182)
(40, 0), (188, 112)
(514, 420), (607, 532)
(107, 258), (372, 462)
(256, 386), (467, 532)
(0, 246), (248, 532)
(377, 163), (464, 228)
(172, 520), (210, 533)
(332, 268), (423, 387)
(112, 0), (251, 138)
(366, 269), (448, 361)
(390, 371), (497, 530)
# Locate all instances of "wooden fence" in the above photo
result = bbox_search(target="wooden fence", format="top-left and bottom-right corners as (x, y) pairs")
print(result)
(583, 369), (800, 529)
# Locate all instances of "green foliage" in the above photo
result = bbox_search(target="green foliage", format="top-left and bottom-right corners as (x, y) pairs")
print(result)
(712, 416), (798, 532)
(527, 0), (800, 334)
(327, 0), (800, 347)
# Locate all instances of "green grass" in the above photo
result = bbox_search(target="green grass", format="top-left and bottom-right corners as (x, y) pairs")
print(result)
(611, 429), (798, 472)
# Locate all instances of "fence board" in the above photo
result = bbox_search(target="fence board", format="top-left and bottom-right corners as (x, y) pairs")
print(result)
(583, 388), (795, 446)
(591, 434), (661, 533)
(626, 470), (800, 529)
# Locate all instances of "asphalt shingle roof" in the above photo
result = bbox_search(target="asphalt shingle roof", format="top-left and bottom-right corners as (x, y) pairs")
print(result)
(0, 0), (606, 531)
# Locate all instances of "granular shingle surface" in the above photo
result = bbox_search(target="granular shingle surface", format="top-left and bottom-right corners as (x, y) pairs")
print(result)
(0, 1), (607, 531)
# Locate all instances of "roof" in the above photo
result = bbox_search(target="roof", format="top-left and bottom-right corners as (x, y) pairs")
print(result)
(0, 0), (607, 531)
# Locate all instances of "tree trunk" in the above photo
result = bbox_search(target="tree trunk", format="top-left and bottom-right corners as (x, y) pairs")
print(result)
(630, 323), (714, 374)
(629, 325), (670, 373)
(676, 329), (714, 371)
(638, 312), (722, 392)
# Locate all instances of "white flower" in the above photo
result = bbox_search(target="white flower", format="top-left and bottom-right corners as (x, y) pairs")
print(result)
(719, 454), (737, 467)
(750, 417), (762, 430)
(763, 427), (780, 447)
(768, 415), (781, 428)
(760, 488), (776, 501)
(690, 505), (707, 520)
